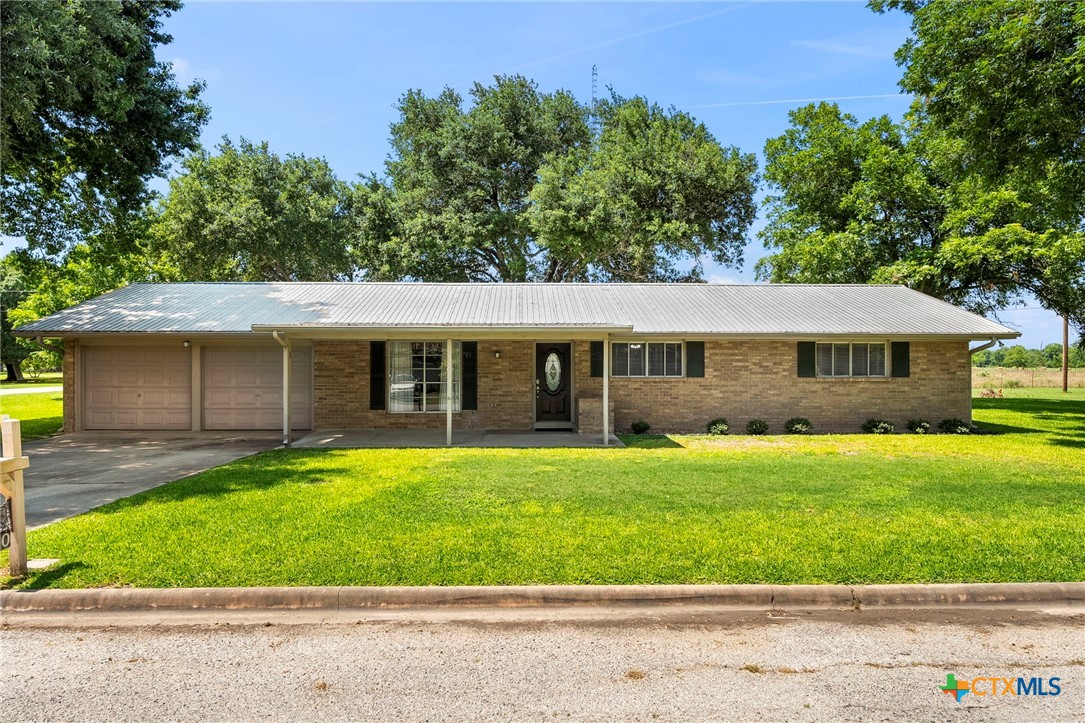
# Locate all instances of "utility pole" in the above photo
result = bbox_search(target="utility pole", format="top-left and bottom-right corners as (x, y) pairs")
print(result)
(591, 65), (600, 134)
(1063, 316), (1069, 393)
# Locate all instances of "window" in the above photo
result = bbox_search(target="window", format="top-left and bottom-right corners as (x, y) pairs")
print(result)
(388, 341), (462, 413)
(611, 342), (684, 377)
(815, 342), (887, 378)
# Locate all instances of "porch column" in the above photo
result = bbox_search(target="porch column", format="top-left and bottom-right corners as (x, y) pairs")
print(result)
(602, 334), (610, 446)
(446, 337), (454, 446)
(273, 331), (292, 447)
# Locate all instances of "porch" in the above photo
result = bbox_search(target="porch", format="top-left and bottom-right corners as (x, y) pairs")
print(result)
(293, 429), (624, 449)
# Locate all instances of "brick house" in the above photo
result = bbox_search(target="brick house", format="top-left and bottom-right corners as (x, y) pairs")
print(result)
(15, 282), (1018, 444)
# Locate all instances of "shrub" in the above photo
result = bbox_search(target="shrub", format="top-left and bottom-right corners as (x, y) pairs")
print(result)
(630, 420), (651, 435)
(938, 418), (970, 434)
(746, 419), (769, 435)
(861, 418), (894, 434)
(906, 419), (931, 434)
(979, 385), (1003, 399)
(706, 417), (729, 435)
(1004, 379), (1022, 389)
(21, 350), (62, 379)
(784, 417), (811, 434)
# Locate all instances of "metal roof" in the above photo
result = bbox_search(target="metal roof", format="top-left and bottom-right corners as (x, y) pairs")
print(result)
(14, 282), (1020, 338)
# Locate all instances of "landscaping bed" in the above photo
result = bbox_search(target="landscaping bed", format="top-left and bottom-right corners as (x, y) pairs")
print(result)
(5, 390), (1083, 589)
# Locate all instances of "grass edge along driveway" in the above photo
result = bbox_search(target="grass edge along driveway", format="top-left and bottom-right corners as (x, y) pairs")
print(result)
(6, 389), (1084, 589)
(0, 390), (63, 440)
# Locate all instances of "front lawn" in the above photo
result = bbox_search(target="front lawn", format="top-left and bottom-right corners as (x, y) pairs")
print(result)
(0, 390), (64, 440)
(6, 389), (1083, 588)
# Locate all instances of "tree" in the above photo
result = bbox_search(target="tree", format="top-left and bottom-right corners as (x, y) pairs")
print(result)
(355, 76), (758, 282)
(872, 0), (1085, 229)
(529, 95), (758, 281)
(870, 0), (1085, 338)
(758, 103), (1085, 334)
(152, 138), (355, 281)
(0, 258), (35, 380)
(1, 0), (208, 258)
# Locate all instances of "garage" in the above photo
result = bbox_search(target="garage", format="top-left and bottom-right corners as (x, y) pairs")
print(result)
(83, 347), (192, 430)
(202, 346), (312, 430)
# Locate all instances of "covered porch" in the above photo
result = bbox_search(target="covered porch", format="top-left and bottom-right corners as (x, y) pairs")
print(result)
(260, 325), (628, 448)
(293, 429), (624, 448)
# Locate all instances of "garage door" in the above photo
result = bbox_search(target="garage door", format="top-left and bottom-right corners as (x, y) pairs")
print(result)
(202, 346), (312, 430)
(84, 347), (192, 430)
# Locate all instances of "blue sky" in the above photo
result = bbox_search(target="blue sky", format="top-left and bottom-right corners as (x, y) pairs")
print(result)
(7, 1), (1066, 347)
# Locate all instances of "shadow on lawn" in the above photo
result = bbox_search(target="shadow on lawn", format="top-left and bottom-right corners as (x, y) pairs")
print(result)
(89, 449), (354, 515)
(2, 561), (87, 590)
(619, 435), (685, 449)
(973, 395), (1085, 440)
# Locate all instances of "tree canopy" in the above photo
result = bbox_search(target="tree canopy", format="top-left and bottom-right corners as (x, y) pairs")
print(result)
(354, 76), (758, 282)
(0, 0), (208, 257)
(152, 138), (355, 281)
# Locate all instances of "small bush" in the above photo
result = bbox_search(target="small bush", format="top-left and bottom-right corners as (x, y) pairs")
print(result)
(21, 350), (62, 379)
(1004, 379), (1022, 389)
(630, 420), (651, 435)
(706, 417), (729, 435)
(784, 417), (811, 434)
(906, 419), (931, 434)
(862, 418), (894, 434)
(938, 418), (970, 434)
(746, 419), (769, 435)
(979, 385), (1003, 399)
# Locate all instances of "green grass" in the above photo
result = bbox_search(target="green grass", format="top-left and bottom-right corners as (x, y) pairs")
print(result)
(0, 371), (63, 386)
(0, 390), (63, 440)
(6, 389), (1084, 589)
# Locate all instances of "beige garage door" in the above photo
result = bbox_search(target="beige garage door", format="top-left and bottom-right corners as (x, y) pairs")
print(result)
(202, 346), (312, 430)
(84, 347), (192, 430)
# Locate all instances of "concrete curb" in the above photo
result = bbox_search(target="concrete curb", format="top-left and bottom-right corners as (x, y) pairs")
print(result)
(2, 582), (1083, 613)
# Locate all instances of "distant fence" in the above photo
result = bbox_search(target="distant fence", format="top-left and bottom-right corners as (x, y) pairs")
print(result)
(973, 367), (1085, 388)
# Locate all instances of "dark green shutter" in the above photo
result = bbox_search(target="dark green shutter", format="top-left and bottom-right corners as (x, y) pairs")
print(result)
(797, 342), (816, 378)
(891, 341), (911, 377)
(686, 341), (705, 377)
(369, 341), (386, 410)
(461, 342), (478, 410)
(590, 341), (603, 377)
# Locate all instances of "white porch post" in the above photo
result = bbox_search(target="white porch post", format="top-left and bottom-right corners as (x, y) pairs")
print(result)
(273, 331), (292, 447)
(602, 334), (610, 446)
(446, 337), (454, 446)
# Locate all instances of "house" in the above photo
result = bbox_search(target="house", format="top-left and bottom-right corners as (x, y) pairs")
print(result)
(14, 282), (1019, 444)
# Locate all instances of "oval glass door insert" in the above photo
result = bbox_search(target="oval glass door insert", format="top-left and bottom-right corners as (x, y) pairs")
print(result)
(544, 352), (562, 392)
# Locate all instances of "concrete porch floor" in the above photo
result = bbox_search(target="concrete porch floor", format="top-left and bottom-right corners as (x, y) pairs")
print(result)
(292, 429), (624, 449)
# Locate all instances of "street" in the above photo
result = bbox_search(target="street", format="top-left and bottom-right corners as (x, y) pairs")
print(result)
(2, 607), (1081, 721)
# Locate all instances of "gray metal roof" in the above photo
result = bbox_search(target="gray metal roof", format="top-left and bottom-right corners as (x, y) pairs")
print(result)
(14, 282), (1020, 338)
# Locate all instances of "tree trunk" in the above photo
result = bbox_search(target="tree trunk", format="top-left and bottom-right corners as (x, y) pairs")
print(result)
(1063, 316), (1070, 394)
(5, 361), (25, 382)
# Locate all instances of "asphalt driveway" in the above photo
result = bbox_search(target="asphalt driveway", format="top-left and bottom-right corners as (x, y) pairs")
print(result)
(22, 433), (280, 528)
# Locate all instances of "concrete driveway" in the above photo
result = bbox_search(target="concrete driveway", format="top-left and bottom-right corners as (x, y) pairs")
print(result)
(23, 433), (280, 528)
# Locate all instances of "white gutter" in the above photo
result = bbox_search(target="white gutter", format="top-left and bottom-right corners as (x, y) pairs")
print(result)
(969, 338), (999, 355)
(32, 336), (64, 354)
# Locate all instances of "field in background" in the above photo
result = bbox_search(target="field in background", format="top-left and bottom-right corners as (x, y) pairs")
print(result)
(973, 367), (1085, 388)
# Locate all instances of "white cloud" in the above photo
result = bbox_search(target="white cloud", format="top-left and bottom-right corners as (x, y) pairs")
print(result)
(169, 57), (201, 85)
(793, 29), (908, 60)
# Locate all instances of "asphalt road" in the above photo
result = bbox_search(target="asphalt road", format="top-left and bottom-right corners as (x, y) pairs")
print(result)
(2, 607), (1082, 721)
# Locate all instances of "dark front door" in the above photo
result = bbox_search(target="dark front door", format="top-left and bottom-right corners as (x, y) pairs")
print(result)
(536, 343), (571, 424)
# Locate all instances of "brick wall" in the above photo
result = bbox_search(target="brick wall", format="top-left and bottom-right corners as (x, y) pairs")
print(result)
(312, 340), (535, 430)
(574, 339), (972, 434)
(63, 339), (77, 432)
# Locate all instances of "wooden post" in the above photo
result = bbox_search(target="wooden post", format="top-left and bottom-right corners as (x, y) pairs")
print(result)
(446, 338), (453, 447)
(602, 335), (610, 446)
(1063, 316), (1070, 394)
(1, 416), (29, 577)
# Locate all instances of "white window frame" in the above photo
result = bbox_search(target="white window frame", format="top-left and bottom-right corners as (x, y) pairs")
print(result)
(815, 342), (888, 378)
(388, 341), (463, 413)
(611, 341), (685, 378)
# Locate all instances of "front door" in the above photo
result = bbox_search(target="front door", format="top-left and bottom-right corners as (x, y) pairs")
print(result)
(535, 343), (571, 425)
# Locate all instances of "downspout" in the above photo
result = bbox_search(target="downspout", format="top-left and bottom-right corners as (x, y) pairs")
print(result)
(272, 331), (292, 447)
(968, 338), (1000, 427)
(33, 336), (64, 355)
